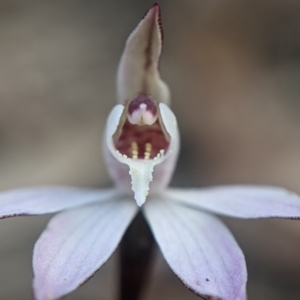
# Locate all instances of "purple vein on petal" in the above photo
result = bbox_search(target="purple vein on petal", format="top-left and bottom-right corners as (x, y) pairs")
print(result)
(0, 187), (120, 218)
(33, 199), (138, 300)
(144, 198), (247, 300)
(164, 186), (300, 219)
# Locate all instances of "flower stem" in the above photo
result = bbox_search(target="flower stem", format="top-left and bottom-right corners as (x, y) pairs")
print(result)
(118, 211), (155, 300)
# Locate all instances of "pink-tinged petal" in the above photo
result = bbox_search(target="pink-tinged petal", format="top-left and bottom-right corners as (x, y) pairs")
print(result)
(165, 186), (300, 219)
(117, 3), (170, 104)
(33, 199), (138, 300)
(144, 199), (247, 300)
(0, 187), (120, 218)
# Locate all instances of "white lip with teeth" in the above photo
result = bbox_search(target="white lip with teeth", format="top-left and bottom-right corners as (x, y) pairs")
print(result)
(105, 100), (178, 206)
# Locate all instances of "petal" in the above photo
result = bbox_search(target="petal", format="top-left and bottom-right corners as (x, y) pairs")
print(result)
(116, 3), (170, 104)
(33, 199), (138, 300)
(0, 187), (119, 218)
(144, 199), (247, 300)
(164, 186), (300, 219)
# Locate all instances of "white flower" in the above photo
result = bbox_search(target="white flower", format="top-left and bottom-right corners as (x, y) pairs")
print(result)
(1, 4), (300, 300)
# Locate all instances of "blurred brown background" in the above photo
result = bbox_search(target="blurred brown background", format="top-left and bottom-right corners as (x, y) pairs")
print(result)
(0, 0), (300, 299)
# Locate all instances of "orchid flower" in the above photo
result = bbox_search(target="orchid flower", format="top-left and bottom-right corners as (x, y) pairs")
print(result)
(2, 4), (300, 300)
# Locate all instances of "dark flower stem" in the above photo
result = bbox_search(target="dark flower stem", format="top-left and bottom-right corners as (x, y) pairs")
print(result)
(118, 211), (155, 300)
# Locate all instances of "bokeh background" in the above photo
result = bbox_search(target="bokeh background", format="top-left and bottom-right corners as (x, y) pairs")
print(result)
(0, 0), (300, 299)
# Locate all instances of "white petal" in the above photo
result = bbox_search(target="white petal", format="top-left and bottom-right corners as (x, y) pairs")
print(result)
(33, 199), (138, 300)
(144, 199), (247, 300)
(165, 186), (300, 219)
(105, 104), (125, 138)
(0, 187), (120, 218)
(158, 103), (179, 144)
(117, 3), (170, 104)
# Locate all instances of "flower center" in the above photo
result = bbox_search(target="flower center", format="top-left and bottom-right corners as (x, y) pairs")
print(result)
(113, 93), (170, 160)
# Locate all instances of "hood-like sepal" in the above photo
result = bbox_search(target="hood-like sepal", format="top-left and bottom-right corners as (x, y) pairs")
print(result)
(117, 4), (170, 105)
